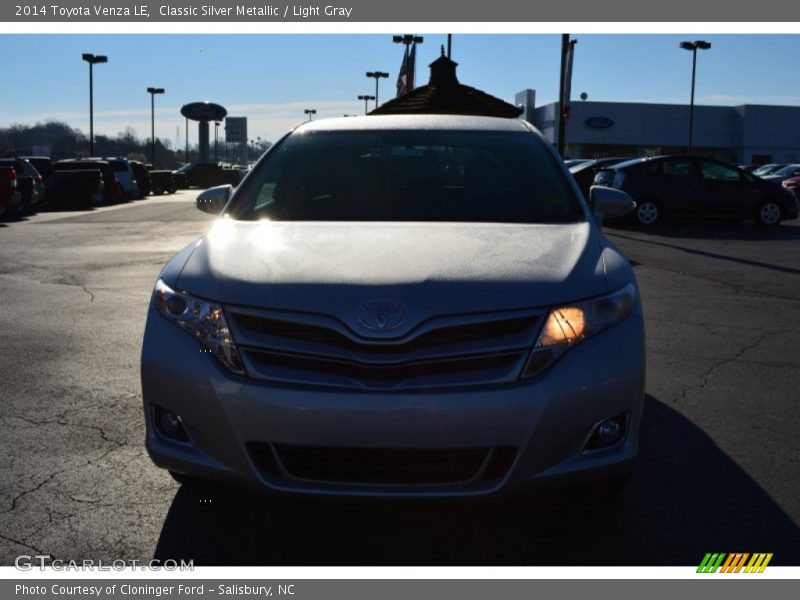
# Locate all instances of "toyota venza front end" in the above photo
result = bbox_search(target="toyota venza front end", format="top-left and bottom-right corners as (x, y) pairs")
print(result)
(141, 115), (644, 498)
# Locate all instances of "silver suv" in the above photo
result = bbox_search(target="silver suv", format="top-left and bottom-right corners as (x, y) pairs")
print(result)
(89, 157), (139, 199)
(141, 115), (644, 498)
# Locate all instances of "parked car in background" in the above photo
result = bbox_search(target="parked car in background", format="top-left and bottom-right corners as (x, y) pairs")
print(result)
(45, 169), (104, 209)
(143, 115), (644, 498)
(84, 157), (139, 199)
(149, 170), (177, 195)
(782, 176), (800, 198)
(0, 166), (22, 219)
(55, 160), (122, 204)
(175, 162), (242, 188)
(129, 161), (151, 198)
(594, 156), (799, 226)
(171, 169), (189, 189)
(0, 157), (44, 211)
(752, 163), (787, 177)
(760, 164), (800, 185)
(569, 157), (633, 200)
(21, 156), (55, 184)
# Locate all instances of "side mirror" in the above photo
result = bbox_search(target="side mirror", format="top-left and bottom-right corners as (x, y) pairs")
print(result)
(196, 184), (232, 214)
(590, 185), (636, 222)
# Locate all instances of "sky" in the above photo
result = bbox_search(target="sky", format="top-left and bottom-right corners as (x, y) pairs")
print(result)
(1, 34), (800, 148)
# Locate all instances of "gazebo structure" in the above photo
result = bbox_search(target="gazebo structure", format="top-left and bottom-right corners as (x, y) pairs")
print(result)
(371, 48), (523, 119)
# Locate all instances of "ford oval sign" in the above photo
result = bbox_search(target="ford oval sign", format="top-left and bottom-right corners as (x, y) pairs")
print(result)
(181, 102), (228, 122)
(584, 116), (615, 130)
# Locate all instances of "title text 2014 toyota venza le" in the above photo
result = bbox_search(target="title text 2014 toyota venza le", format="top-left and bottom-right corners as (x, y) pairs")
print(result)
(141, 115), (645, 498)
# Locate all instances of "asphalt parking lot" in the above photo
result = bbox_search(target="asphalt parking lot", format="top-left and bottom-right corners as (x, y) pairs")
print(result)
(1, 191), (798, 566)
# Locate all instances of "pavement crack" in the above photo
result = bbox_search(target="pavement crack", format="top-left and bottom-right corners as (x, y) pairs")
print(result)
(673, 330), (782, 405)
(2, 415), (128, 447)
(0, 532), (46, 555)
(80, 285), (95, 302)
(0, 417), (129, 515)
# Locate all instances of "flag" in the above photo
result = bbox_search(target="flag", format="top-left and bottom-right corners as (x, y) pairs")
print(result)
(396, 47), (409, 97)
(396, 43), (417, 97)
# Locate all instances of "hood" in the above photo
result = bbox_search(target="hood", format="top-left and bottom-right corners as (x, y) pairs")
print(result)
(176, 220), (608, 333)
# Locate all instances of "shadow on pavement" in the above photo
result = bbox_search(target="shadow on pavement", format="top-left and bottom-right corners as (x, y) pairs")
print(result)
(606, 220), (800, 242)
(153, 395), (798, 565)
(607, 227), (800, 276)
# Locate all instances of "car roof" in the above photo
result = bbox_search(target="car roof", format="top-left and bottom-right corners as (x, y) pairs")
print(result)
(294, 114), (536, 134)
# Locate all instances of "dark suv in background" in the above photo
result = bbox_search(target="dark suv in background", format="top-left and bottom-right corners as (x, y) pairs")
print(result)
(56, 159), (122, 204)
(594, 156), (799, 227)
(175, 162), (242, 188)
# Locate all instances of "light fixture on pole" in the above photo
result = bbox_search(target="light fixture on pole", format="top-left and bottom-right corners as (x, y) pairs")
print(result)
(680, 40), (711, 156)
(146, 87), (165, 167)
(357, 95), (375, 115)
(304, 109), (316, 121)
(82, 53), (108, 156)
(366, 71), (389, 108)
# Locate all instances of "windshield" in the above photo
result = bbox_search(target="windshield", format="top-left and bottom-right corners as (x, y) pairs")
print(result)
(227, 129), (584, 224)
(773, 164), (800, 177)
(754, 164), (785, 176)
(108, 160), (128, 172)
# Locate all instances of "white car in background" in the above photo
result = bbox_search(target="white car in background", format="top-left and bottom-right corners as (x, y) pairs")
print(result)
(88, 157), (140, 199)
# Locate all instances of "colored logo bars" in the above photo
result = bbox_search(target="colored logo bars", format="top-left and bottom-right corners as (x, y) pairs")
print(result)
(697, 553), (773, 573)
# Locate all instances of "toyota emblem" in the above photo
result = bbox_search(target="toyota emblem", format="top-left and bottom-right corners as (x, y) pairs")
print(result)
(357, 300), (406, 331)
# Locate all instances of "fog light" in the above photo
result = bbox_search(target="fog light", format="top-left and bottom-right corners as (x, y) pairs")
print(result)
(153, 406), (189, 442)
(585, 414), (627, 451)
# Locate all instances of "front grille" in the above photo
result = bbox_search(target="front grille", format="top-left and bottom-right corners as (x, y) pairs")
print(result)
(226, 307), (542, 390)
(248, 443), (517, 485)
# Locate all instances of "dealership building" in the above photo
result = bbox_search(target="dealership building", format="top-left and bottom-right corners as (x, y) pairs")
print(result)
(515, 90), (800, 164)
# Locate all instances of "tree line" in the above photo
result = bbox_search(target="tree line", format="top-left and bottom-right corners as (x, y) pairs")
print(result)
(0, 120), (197, 168)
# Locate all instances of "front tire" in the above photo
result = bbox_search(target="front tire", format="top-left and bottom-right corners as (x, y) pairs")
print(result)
(756, 199), (782, 226)
(634, 198), (662, 226)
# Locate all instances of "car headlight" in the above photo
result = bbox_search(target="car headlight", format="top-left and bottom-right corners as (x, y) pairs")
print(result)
(521, 283), (636, 379)
(153, 278), (246, 375)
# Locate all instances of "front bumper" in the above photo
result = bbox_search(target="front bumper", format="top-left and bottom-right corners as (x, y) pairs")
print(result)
(141, 304), (645, 498)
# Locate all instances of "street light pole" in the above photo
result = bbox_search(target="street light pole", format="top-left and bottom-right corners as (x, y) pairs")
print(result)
(366, 71), (389, 108)
(680, 40), (711, 156)
(304, 109), (316, 121)
(82, 53), (107, 156)
(357, 95), (375, 115)
(146, 87), (165, 168)
(214, 121), (220, 162)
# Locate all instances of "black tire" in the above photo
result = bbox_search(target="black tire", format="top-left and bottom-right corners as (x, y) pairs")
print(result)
(633, 198), (662, 226)
(755, 199), (782, 226)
